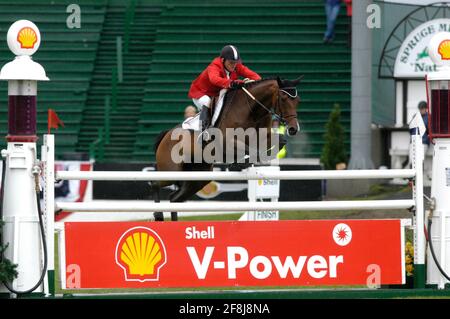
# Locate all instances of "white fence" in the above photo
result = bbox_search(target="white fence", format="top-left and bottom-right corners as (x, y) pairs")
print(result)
(42, 129), (426, 290)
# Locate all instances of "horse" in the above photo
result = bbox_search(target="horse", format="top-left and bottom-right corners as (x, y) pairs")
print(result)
(151, 76), (302, 221)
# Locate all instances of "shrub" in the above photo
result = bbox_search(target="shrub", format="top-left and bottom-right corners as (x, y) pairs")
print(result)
(321, 104), (347, 170)
(0, 221), (18, 283)
(405, 241), (414, 277)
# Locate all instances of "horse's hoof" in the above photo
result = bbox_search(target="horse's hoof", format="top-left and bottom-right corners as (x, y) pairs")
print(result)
(154, 212), (164, 221)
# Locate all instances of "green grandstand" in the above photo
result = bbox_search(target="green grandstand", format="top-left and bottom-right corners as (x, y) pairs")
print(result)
(0, 0), (350, 162)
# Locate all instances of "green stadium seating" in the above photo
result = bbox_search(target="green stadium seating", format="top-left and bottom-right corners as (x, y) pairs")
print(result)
(134, 1), (351, 161)
(0, 0), (350, 162)
(0, 0), (106, 159)
(75, 2), (162, 161)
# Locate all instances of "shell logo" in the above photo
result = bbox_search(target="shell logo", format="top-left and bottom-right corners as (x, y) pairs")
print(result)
(17, 27), (38, 49)
(115, 226), (167, 282)
(438, 39), (450, 60)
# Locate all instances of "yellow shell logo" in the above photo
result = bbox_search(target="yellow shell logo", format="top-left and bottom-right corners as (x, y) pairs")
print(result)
(438, 39), (450, 60)
(115, 227), (167, 282)
(17, 27), (38, 49)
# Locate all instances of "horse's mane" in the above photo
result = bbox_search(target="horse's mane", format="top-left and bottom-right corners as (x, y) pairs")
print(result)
(236, 77), (277, 90)
(224, 77), (279, 105)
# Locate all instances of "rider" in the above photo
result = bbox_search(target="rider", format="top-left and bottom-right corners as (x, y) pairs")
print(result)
(188, 45), (261, 133)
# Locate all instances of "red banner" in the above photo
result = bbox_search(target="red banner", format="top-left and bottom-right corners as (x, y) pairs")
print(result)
(63, 220), (405, 289)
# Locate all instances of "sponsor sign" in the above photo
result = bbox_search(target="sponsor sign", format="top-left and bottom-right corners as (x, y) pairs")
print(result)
(64, 220), (404, 288)
(394, 19), (450, 78)
(246, 166), (280, 220)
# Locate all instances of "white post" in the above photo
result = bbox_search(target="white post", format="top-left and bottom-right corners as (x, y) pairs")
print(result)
(42, 134), (55, 295)
(243, 166), (280, 221)
(428, 138), (450, 288)
(410, 122), (425, 288)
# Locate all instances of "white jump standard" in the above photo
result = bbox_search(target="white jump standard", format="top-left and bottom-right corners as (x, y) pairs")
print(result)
(425, 32), (450, 289)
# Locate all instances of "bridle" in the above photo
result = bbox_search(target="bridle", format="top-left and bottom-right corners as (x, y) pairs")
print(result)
(242, 86), (298, 125)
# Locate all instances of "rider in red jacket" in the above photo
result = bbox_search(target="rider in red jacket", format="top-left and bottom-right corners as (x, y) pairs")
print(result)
(188, 45), (261, 132)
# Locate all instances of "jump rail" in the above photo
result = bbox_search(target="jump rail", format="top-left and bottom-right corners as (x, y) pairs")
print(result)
(56, 169), (416, 181)
(56, 199), (416, 212)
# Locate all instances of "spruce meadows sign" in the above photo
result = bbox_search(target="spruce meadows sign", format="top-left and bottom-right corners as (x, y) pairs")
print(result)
(394, 19), (450, 78)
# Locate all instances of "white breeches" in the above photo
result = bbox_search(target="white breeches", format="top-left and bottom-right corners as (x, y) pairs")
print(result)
(192, 95), (211, 110)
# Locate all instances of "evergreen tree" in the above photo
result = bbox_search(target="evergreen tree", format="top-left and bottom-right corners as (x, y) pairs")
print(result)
(0, 221), (17, 283)
(321, 104), (347, 170)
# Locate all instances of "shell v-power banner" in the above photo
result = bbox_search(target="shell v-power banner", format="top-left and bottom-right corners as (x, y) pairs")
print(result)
(63, 220), (405, 288)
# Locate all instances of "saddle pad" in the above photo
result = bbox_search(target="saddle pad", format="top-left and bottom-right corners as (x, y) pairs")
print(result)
(182, 88), (228, 131)
(181, 113), (201, 131)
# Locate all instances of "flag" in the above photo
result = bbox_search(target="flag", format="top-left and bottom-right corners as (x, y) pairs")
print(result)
(48, 109), (64, 134)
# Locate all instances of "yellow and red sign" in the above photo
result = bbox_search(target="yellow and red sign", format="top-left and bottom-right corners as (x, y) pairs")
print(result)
(6, 20), (41, 56)
(17, 27), (38, 49)
(64, 220), (404, 289)
(115, 226), (167, 282)
(438, 39), (450, 60)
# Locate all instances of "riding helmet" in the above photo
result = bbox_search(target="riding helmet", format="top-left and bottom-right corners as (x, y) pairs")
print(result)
(220, 45), (240, 61)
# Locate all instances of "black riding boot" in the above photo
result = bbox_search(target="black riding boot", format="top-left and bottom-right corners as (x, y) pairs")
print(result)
(200, 105), (211, 132)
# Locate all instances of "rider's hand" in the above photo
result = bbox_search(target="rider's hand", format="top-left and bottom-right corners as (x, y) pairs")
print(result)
(230, 80), (245, 89)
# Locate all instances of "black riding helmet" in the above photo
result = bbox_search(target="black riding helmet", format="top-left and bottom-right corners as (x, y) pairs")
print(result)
(220, 45), (240, 62)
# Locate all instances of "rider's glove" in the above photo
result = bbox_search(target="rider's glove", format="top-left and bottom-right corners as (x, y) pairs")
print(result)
(230, 80), (245, 89)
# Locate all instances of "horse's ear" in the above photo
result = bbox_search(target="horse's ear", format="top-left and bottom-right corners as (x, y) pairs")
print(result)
(276, 76), (283, 87)
(292, 75), (304, 86)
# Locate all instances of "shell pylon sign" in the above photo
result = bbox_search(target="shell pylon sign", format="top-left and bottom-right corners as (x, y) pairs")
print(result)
(7, 20), (41, 55)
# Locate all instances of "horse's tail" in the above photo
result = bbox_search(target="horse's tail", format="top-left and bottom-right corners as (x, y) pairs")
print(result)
(154, 129), (170, 153)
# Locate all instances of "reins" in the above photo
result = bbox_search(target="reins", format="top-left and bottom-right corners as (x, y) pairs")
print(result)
(241, 87), (285, 123)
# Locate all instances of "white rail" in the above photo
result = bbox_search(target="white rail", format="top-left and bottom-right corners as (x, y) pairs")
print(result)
(56, 199), (415, 212)
(56, 169), (415, 181)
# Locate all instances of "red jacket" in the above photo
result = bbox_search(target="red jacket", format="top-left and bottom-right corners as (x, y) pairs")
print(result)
(188, 57), (261, 99)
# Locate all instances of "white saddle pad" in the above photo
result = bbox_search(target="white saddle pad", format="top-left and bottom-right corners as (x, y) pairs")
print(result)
(182, 88), (228, 131)
(182, 113), (201, 131)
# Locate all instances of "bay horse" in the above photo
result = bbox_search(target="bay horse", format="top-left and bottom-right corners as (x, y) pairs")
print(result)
(152, 76), (302, 221)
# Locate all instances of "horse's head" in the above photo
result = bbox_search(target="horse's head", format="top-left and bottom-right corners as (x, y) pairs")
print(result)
(276, 76), (302, 136)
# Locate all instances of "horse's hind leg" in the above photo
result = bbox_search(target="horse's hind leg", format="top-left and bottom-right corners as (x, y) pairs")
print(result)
(169, 181), (210, 220)
(168, 183), (190, 221)
(151, 183), (164, 221)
